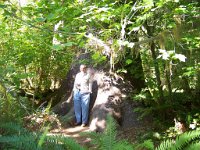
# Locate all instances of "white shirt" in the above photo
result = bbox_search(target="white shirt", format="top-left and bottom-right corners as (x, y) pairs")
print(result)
(73, 71), (93, 94)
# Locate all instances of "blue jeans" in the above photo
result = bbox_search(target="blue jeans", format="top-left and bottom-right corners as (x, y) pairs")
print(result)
(73, 91), (90, 124)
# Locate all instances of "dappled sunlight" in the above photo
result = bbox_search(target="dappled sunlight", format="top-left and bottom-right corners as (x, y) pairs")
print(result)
(49, 126), (91, 139)
(49, 126), (93, 147)
(0, 0), (199, 149)
(19, 0), (28, 7)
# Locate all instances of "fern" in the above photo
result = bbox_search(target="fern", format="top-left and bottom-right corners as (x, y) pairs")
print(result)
(0, 122), (28, 134)
(81, 131), (101, 149)
(113, 140), (134, 150)
(156, 139), (175, 150)
(101, 115), (117, 150)
(85, 114), (134, 150)
(185, 142), (200, 150)
(38, 126), (50, 148)
(0, 134), (38, 150)
(156, 130), (200, 150)
(0, 122), (86, 150)
(174, 130), (200, 150)
(134, 139), (154, 150)
(47, 135), (86, 150)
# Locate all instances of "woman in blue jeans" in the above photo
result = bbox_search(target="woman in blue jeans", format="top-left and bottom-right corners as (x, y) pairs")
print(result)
(73, 64), (93, 127)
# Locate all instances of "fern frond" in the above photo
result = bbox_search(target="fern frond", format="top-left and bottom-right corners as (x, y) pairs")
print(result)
(155, 139), (175, 150)
(185, 142), (200, 150)
(80, 130), (101, 147)
(156, 130), (200, 150)
(43, 144), (66, 150)
(42, 136), (66, 150)
(0, 122), (28, 134)
(37, 126), (50, 148)
(62, 136), (86, 150)
(135, 139), (154, 150)
(101, 115), (117, 150)
(0, 122), (85, 150)
(46, 135), (86, 150)
(113, 140), (134, 150)
(0, 134), (38, 150)
(174, 130), (200, 150)
(87, 114), (134, 150)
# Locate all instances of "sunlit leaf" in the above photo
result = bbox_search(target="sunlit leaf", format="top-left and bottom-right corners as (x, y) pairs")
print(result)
(63, 42), (75, 47)
(126, 59), (133, 65)
(173, 54), (187, 62)
(157, 49), (170, 60)
(52, 44), (63, 50)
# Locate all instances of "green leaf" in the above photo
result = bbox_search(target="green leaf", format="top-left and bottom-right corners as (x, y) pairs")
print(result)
(52, 44), (63, 50)
(0, 4), (7, 9)
(46, 13), (56, 20)
(35, 17), (46, 22)
(125, 59), (133, 65)
(52, 42), (75, 50)
(143, 0), (154, 7)
(63, 42), (75, 47)
(3, 10), (12, 16)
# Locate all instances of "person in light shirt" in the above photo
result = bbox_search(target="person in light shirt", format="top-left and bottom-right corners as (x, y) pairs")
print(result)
(73, 64), (93, 127)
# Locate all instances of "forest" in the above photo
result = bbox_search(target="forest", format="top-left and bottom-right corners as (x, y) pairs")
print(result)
(0, 0), (200, 149)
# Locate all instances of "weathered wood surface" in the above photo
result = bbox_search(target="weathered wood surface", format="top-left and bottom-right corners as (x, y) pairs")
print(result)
(89, 71), (123, 132)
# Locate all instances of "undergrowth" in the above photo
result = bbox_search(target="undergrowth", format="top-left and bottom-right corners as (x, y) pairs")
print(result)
(0, 122), (85, 150)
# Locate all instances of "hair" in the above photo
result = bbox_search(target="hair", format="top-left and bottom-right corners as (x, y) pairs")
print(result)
(80, 64), (87, 69)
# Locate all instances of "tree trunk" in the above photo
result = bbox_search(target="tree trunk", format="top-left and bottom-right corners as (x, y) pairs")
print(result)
(150, 41), (164, 104)
(89, 72), (123, 132)
(146, 23), (164, 104)
(165, 63), (172, 103)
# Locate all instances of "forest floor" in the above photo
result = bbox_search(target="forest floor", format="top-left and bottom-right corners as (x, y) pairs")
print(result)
(49, 100), (154, 149)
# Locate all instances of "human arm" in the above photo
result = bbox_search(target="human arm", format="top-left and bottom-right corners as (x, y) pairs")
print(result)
(73, 73), (80, 91)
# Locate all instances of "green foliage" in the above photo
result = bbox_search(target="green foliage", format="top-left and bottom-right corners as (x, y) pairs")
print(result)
(85, 115), (134, 150)
(0, 122), (38, 150)
(91, 51), (107, 67)
(0, 1), (200, 149)
(124, 0), (200, 111)
(0, 122), (85, 150)
(156, 130), (200, 150)
(45, 135), (86, 150)
(102, 115), (117, 150)
(153, 112), (200, 147)
(187, 113), (200, 130)
(0, 81), (31, 122)
(134, 139), (154, 150)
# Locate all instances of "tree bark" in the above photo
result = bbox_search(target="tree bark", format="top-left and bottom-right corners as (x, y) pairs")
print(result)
(146, 22), (164, 104)
(150, 41), (164, 104)
(165, 63), (172, 103)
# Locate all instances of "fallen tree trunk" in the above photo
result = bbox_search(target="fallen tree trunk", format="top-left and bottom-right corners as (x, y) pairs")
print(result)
(52, 53), (126, 132)
(89, 71), (123, 132)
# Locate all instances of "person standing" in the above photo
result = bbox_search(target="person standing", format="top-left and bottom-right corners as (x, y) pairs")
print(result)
(73, 64), (93, 127)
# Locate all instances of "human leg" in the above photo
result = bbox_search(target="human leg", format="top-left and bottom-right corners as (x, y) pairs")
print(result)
(73, 91), (82, 124)
(81, 93), (90, 125)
